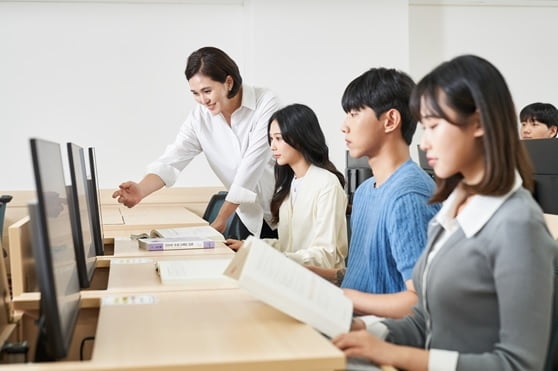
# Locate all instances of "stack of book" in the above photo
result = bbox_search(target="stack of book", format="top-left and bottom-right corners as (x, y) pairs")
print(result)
(138, 225), (225, 251)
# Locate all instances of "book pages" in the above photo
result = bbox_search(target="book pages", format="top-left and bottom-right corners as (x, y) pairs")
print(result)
(224, 236), (352, 338)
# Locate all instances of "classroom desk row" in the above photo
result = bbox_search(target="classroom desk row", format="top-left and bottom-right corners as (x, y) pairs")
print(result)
(7, 204), (558, 371)
(8, 205), (213, 298)
(10, 240), (349, 370)
(11, 296), (346, 371)
(5, 206), (362, 371)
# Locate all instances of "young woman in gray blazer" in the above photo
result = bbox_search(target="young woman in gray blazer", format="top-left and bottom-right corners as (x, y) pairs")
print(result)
(333, 55), (558, 371)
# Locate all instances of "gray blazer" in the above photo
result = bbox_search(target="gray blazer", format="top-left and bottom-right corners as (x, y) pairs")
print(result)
(384, 188), (558, 371)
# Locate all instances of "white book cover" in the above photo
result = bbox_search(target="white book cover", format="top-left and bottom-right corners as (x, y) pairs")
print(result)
(150, 225), (224, 241)
(223, 236), (353, 338)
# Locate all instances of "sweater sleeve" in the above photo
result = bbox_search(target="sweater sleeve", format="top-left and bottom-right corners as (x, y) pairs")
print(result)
(382, 303), (428, 349)
(387, 192), (437, 281)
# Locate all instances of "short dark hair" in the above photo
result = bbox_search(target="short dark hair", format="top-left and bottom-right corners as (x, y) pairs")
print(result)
(341, 68), (416, 144)
(519, 102), (558, 128)
(267, 104), (345, 224)
(410, 54), (533, 203)
(185, 47), (242, 99)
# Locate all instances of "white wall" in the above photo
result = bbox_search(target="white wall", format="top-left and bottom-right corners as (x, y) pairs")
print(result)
(409, 0), (558, 153)
(247, 0), (409, 177)
(3, 0), (557, 192)
(0, 0), (408, 191)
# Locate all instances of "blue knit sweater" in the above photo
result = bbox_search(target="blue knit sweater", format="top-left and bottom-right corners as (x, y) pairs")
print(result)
(341, 160), (439, 293)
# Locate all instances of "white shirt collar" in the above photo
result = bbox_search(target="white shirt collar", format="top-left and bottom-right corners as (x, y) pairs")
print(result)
(435, 171), (523, 238)
(240, 85), (256, 111)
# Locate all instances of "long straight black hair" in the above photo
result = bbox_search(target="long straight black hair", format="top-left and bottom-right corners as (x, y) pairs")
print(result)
(268, 104), (345, 224)
(410, 55), (533, 203)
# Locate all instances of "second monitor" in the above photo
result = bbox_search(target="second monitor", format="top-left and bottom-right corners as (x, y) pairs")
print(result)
(66, 143), (97, 288)
(86, 147), (105, 256)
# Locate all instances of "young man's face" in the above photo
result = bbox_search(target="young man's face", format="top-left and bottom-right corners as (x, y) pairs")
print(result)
(341, 106), (384, 159)
(520, 119), (557, 139)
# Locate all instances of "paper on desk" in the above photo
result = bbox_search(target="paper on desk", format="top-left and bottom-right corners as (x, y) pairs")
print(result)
(156, 257), (233, 284)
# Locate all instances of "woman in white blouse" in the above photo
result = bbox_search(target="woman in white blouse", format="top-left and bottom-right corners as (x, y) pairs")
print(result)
(112, 47), (280, 238)
(226, 104), (348, 269)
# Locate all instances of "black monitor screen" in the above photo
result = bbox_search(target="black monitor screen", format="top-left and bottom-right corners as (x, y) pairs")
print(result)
(67, 143), (96, 288)
(345, 151), (372, 203)
(523, 138), (558, 214)
(87, 147), (104, 255)
(419, 140), (558, 214)
(29, 138), (81, 362)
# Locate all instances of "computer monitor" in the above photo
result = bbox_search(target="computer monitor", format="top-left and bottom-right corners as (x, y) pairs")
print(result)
(419, 140), (558, 214)
(86, 147), (104, 256)
(29, 138), (81, 362)
(67, 143), (97, 288)
(345, 151), (372, 205)
(522, 138), (558, 214)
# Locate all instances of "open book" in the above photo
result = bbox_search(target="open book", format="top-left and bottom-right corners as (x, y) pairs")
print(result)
(149, 225), (224, 241)
(223, 236), (353, 338)
(156, 257), (233, 285)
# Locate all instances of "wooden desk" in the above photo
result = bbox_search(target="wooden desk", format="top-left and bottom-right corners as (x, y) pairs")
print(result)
(10, 290), (346, 370)
(91, 289), (345, 371)
(100, 206), (124, 225)
(102, 205), (208, 239)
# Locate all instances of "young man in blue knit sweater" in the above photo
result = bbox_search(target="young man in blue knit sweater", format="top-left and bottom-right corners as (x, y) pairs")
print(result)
(308, 68), (439, 319)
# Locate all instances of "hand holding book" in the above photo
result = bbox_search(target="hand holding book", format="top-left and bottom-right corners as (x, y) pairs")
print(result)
(223, 236), (353, 338)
